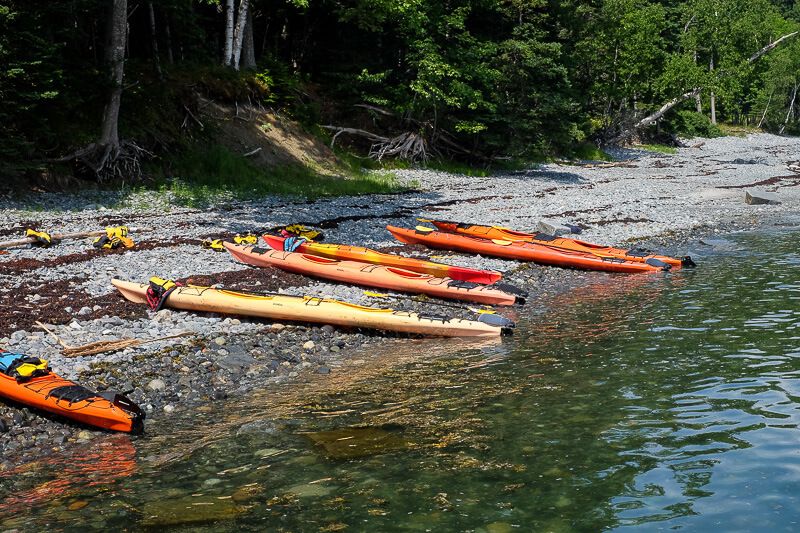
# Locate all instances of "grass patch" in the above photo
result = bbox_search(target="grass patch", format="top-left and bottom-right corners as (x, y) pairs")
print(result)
(151, 145), (408, 207)
(568, 142), (613, 161)
(635, 144), (678, 154)
(717, 123), (762, 137)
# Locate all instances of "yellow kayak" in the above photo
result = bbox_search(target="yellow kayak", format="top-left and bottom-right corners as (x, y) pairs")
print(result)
(112, 279), (513, 337)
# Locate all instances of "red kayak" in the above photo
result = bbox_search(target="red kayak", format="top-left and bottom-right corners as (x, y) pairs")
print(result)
(226, 242), (524, 305)
(387, 226), (670, 273)
(262, 234), (502, 284)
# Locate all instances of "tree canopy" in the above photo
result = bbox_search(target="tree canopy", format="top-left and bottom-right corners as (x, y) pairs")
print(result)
(0, 0), (798, 180)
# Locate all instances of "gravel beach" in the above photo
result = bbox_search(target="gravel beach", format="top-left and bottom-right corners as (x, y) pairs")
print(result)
(1, 133), (799, 467)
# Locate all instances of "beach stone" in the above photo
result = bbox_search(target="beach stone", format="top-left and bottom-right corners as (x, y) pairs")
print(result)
(217, 352), (257, 371)
(270, 323), (286, 332)
(147, 378), (166, 391)
(78, 307), (92, 316)
(745, 190), (781, 205)
(214, 337), (226, 346)
(303, 341), (315, 351)
(163, 404), (175, 413)
(537, 219), (571, 236)
(317, 366), (331, 374)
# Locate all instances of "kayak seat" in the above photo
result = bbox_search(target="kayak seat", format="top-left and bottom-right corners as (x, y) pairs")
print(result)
(626, 247), (653, 258)
(301, 254), (338, 265)
(447, 279), (480, 290)
(386, 267), (427, 278)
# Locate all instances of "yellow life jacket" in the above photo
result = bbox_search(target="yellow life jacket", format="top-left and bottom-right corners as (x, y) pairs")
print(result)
(93, 226), (135, 249)
(25, 229), (53, 247)
(202, 239), (226, 251)
(233, 233), (259, 245)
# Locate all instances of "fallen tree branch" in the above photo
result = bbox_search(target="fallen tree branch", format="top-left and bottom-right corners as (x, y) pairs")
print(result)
(243, 147), (262, 157)
(749, 31), (799, 63)
(36, 321), (193, 357)
(321, 125), (389, 148)
(353, 104), (395, 117)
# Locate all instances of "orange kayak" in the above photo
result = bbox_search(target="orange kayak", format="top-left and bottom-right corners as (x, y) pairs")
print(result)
(225, 243), (524, 306)
(431, 220), (694, 268)
(0, 350), (144, 433)
(387, 226), (670, 273)
(113, 279), (513, 337)
(262, 235), (501, 285)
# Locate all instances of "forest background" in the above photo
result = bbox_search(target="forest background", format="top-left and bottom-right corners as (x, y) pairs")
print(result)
(1, 0), (798, 190)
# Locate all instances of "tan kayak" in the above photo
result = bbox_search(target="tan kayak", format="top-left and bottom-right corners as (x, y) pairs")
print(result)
(112, 279), (512, 337)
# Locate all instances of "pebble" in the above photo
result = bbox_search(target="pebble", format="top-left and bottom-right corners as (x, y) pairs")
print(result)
(147, 379), (166, 392)
(303, 341), (315, 351)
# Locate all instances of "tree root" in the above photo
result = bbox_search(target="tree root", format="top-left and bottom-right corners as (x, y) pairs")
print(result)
(53, 140), (153, 182)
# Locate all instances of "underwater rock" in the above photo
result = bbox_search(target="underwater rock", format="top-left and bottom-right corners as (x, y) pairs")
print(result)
(304, 426), (409, 459)
(141, 496), (243, 527)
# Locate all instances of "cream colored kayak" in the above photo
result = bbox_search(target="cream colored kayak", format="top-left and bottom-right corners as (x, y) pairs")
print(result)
(112, 279), (512, 337)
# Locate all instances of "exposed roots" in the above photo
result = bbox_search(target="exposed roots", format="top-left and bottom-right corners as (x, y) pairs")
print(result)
(370, 131), (431, 163)
(55, 140), (153, 182)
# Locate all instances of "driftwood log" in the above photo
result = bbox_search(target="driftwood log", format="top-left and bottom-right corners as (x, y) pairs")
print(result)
(0, 227), (150, 250)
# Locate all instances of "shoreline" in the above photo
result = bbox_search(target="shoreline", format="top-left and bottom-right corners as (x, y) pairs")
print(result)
(1, 133), (800, 468)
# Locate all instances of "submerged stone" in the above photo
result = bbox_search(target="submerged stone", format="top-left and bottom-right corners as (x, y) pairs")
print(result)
(304, 426), (409, 459)
(285, 482), (335, 498)
(141, 496), (243, 527)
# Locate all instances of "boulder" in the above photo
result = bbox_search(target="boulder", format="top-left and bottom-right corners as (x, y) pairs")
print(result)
(745, 190), (781, 205)
(537, 220), (572, 236)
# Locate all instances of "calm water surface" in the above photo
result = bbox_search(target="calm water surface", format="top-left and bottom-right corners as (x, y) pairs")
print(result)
(2, 230), (799, 531)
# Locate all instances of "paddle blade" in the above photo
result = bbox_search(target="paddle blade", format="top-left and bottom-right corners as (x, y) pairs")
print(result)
(477, 313), (515, 328)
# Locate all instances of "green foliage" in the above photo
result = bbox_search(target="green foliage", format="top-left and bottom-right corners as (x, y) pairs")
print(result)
(2, 0), (800, 186)
(664, 110), (724, 137)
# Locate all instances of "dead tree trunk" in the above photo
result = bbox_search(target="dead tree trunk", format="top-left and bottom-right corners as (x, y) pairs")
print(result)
(241, 8), (256, 70)
(780, 83), (798, 134)
(231, 0), (249, 70)
(223, 0), (234, 65)
(147, 2), (162, 78)
(98, 0), (127, 163)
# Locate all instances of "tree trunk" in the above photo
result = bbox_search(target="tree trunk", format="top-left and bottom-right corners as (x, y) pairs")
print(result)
(231, 0), (249, 70)
(757, 90), (773, 129)
(223, 0), (234, 66)
(241, 7), (256, 70)
(780, 83), (798, 134)
(693, 51), (702, 113)
(147, 2), (162, 78)
(99, 0), (127, 153)
(709, 56), (717, 124)
(164, 15), (174, 65)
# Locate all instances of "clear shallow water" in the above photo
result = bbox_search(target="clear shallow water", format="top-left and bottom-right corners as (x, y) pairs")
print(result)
(2, 230), (800, 531)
